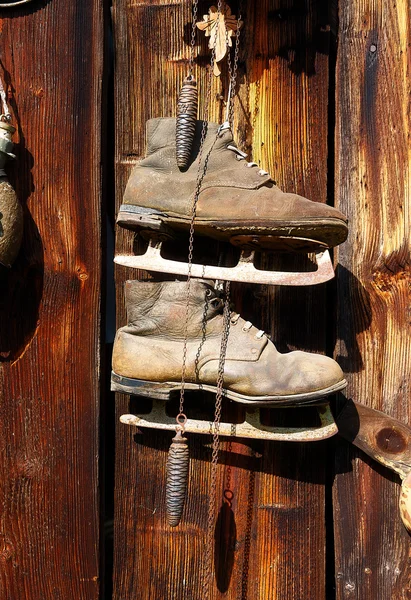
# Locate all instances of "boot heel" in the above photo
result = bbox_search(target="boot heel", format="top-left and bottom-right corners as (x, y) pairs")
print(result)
(117, 204), (174, 238)
(111, 372), (177, 401)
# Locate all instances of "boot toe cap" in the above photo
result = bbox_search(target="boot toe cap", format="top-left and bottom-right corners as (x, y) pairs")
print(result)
(284, 351), (345, 396)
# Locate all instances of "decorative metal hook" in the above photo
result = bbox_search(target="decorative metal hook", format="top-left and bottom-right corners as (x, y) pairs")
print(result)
(0, 0), (33, 7)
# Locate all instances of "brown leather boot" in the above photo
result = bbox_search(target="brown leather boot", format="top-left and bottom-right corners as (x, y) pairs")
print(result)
(117, 118), (348, 252)
(111, 279), (346, 406)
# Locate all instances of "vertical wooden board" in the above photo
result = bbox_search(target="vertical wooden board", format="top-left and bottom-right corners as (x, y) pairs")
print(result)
(334, 1), (411, 598)
(0, 1), (103, 598)
(113, 1), (331, 598)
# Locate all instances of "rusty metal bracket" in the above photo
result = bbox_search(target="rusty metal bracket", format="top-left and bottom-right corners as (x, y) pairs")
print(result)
(120, 400), (338, 442)
(336, 399), (411, 534)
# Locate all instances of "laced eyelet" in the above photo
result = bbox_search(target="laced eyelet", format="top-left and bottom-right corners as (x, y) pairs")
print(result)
(205, 289), (213, 298)
(230, 313), (240, 325)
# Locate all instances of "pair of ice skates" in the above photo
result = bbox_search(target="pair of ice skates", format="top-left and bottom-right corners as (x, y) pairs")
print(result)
(113, 118), (348, 441)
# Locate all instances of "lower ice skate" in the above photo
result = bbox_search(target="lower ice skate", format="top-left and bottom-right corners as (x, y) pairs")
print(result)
(113, 280), (346, 441)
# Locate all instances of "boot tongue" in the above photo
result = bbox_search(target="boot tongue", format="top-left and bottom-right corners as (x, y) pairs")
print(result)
(146, 118), (177, 155)
(198, 121), (233, 155)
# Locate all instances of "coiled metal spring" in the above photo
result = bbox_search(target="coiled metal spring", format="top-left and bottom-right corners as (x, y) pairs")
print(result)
(176, 76), (198, 170)
(166, 430), (189, 527)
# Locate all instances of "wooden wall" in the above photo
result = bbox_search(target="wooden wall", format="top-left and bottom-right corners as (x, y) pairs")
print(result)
(0, 1), (103, 598)
(0, 0), (409, 598)
(333, 1), (411, 598)
(112, 0), (411, 598)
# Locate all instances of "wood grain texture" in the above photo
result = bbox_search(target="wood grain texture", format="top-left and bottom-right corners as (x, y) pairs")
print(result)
(113, 1), (332, 598)
(334, 1), (411, 598)
(0, 1), (103, 598)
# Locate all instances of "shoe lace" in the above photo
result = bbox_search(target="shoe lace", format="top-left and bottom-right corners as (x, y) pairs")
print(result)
(230, 312), (265, 339)
(226, 144), (270, 177)
(208, 292), (265, 339)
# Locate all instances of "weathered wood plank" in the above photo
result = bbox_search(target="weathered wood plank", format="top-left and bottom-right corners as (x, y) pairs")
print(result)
(334, 1), (411, 598)
(0, 1), (103, 598)
(113, 1), (332, 597)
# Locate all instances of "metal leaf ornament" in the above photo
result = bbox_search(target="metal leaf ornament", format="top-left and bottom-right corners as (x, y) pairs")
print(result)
(196, 3), (242, 76)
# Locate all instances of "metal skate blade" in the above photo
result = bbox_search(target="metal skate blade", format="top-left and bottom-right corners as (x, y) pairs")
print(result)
(114, 239), (335, 286)
(120, 400), (338, 442)
(230, 234), (329, 254)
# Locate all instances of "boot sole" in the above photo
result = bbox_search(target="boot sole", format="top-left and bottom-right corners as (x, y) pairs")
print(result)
(111, 371), (347, 407)
(117, 205), (348, 251)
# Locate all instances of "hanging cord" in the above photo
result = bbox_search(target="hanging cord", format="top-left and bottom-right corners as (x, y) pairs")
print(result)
(177, 4), (242, 594)
(225, 1), (243, 127)
(188, 0), (199, 78)
(203, 280), (231, 599)
(177, 0), (223, 433)
(204, 5), (244, 594)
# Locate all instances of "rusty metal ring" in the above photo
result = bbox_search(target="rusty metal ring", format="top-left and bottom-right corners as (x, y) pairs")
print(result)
(176, 413), (187, 427)
(0, 0), (33, 7)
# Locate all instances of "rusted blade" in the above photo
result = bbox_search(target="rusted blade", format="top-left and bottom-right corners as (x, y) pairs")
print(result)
(114, 240), (335, 286)
(120, 400), (338, 442)
(336, 399), (411, 479)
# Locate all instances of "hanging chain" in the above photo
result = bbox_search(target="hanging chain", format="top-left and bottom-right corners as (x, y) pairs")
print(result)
(225, 1), (243, 127)
(194, 292), (210, 382)
(204, 4), (244, 591)
(177, 0), (223, 432)
(188, 0), (199, 77)
(212, 282), (231, 462)
(204, 281), (232, 599)
(178, 2), (242, 593)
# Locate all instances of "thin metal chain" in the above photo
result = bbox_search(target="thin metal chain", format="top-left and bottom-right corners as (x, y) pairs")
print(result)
(188, 0), (199, 77)
(225, 1), (243, 127)
(194, 291), (210, 382)
(178, 4), (240, 594)
(204, 5), (244, 592)
(212, 283), (231, 457)
(178, 0), (223, 427)
(204, 281), (231, 599)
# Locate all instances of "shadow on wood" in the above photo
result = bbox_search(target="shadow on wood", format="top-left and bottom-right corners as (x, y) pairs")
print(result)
(334, 264), (372, 373)
(214, 495), (237, 592)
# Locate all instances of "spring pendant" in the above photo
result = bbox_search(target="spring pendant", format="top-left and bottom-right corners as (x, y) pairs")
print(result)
(166, 429), (189, 527)
(176, 76), (198, 170)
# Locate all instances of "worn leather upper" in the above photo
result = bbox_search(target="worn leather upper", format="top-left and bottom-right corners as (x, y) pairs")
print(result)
(123, 118), (348, 232)
(112, 280), (345, 398)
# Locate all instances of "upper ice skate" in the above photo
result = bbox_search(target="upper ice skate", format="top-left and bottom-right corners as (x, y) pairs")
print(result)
(117, 118), (348, 253)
